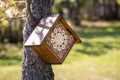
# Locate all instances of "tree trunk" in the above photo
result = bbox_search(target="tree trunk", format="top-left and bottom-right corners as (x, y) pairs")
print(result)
(22, 0), (54, 80)
(71, 0), (81, 26)
(67, 0), (81, 26)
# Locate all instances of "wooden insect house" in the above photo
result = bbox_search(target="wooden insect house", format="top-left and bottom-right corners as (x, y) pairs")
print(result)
(24, 14), (82, 64)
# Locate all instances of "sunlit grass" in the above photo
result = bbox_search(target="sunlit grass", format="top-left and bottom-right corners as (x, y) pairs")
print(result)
(0, 65), (21, 80)
(53, 24), (120, 80)
(53, 47), (120, 80)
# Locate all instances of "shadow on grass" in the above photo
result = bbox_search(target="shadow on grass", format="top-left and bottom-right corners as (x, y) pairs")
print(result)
(0, 55), (21, 61)
(79, 26), (120, 39)
(0, 55), (21, 66)
(75, 25), (120, 56)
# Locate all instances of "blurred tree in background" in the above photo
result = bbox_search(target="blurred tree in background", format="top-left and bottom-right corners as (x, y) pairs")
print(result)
(0, 0), (120, 43)
(53, 0), (120, 24)
(90, 0), (119, 20)
(53, 0), (86, 26)
(0, 0), (25, 43)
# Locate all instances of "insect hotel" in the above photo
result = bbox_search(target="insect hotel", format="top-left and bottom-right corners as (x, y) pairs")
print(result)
(24, 14), (82, 64)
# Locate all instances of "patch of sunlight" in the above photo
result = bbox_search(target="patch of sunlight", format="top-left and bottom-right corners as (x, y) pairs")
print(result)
(0, 65), (21, 80)
(53, 44), (120, 80)
(87, 37), (118, 43)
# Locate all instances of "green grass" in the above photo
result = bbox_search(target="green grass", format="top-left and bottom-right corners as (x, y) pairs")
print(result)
(0, 44), (22, 66)
(0, 22), (120, 80)
(0, 65), (21, 80)
(53, 46), (120, 80)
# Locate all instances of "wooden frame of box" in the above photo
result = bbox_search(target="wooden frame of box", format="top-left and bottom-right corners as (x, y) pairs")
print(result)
(24, 14), (82, 64)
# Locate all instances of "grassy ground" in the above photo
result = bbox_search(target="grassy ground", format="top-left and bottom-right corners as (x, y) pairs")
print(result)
(0, 44), (22, 80)
(0, 21), (120, 80)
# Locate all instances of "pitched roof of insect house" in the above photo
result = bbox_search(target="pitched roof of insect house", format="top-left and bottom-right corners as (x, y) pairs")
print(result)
(24, 14), (82, 64)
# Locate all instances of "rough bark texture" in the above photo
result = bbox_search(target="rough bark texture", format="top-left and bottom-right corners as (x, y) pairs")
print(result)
(22, 0), (54, 80)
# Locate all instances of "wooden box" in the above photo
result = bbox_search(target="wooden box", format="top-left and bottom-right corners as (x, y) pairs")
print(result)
(24, 14), (82, 64)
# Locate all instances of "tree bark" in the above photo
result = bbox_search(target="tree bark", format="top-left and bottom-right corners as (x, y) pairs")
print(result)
(22, 0), (54, 80)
